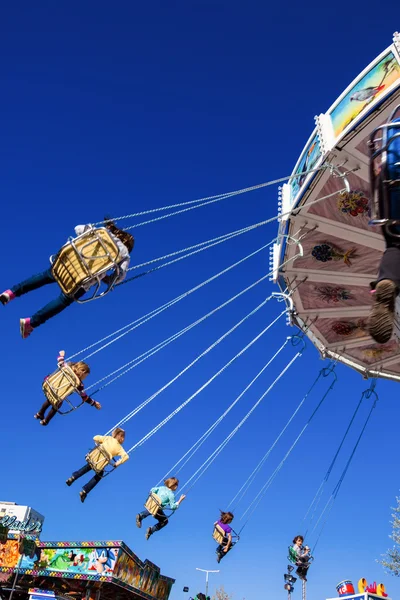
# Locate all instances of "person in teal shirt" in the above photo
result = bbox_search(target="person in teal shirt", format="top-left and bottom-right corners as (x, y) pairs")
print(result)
(136, 477), (186, 539)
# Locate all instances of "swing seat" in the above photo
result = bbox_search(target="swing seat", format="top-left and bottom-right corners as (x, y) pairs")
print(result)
(369, 104), (400, 238)
(288, 546), (299, 564)
(42, 364), (84, 414)
(144, 493), (164, 516)
(0, 524), (9, 545)
(212, 524), (226, 544)
(212, 524), (240, 544)
(51, 226), (121, 301)
(85, 444), (116, 474)
(288, 546), (314, 566)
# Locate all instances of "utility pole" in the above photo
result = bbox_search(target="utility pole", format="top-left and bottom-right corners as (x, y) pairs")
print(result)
(302, 579), (306, 600)
(283, 566), (297, 600)
(195, 568), (219, 599)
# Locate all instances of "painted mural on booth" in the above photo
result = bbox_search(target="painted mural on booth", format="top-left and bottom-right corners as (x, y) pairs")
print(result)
(20, 545), (118, 575)
(114, 551), (173, 600)
(330, 52), (400, 139)
(114, 551), (142, 589)
(0, 540), (19, 569)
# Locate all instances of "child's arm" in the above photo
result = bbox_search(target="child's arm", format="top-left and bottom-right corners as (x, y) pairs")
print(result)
(57, 350), (65, 368)
(224, 533), (232, 552)
(114, 447), (129, 467)
(78, 388), (101, 410)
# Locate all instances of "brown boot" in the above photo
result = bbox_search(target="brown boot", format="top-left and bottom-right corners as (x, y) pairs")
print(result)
(368, 279), (397, 344)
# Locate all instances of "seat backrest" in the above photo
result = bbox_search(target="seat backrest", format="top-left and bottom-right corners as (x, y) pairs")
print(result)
(288, 546), (298, 564)
(42, 365), (81, 408)
(212, 524), (226, 544)
(144, 493), (163, 516)
(52, 227), (120, 296)
(86, 444), (113, 474)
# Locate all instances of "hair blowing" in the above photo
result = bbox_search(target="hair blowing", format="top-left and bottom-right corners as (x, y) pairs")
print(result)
(164, 477), (179, 489)
(220, 511), (234, 524)
(104, 217), (135, 254)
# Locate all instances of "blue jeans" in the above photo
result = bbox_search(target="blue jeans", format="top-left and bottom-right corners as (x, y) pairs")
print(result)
(11, 267), (84, 328)
(72, 463), (104, 494)
(139, 508), (169, 533)
(216, 542), (235, 560)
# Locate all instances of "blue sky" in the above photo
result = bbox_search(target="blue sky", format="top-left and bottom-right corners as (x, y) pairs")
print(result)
(1, 3), (400, 600)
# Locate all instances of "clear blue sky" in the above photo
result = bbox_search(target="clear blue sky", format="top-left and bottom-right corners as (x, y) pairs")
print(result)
(1, 3), (399, 600)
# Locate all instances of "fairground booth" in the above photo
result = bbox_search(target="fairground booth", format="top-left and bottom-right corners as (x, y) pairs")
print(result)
(0, 503), (174, 600)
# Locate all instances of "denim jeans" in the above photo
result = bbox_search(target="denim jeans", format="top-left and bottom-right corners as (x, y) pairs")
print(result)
(72, 463), (104, 494)
(139, 508), (169, 533)
(11, 267), (84, 328)
(216, 541), (235, 560)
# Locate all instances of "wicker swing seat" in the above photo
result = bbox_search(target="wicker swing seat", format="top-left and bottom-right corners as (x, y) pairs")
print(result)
(51, 226), (121, 299)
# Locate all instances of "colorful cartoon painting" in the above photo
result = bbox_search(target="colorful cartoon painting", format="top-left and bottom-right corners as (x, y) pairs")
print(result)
(0, 540), (19, 568)
(330, 52), (400, 139)
(19, 546), (117, 575)
(1, 541), (175, 600)
(290, 132), (321, 201)
(114, 551), (141, 589)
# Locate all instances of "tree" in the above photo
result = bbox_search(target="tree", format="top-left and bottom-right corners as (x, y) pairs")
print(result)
(212, 586), (232, 600)
(381, 496), (400, 576)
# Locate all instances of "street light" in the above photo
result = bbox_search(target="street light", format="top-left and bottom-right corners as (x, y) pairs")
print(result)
(195, 568), (219, 599)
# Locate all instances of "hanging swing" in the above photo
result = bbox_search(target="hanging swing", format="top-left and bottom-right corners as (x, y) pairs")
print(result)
(42, 364), (85, 415)
(287, 546), (314, 566)
(144, 492), (175, 518)
(85, 443), (117, 476)
(212, 523), (240, 545)
(51, 225), (122, 301)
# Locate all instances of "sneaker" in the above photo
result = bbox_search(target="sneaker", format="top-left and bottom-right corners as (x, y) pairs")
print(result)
(79, 491), (87, 503)
(40, 420), (48, 426)
(145, 527), (152, 540)
(20, 318), (34, 339)
(216, 553), (221, 564)
(66, 478), (75, 487)
(368, 279), (397, 344)
(34, 413), (42, 420)
(136, 514), (142, 529)
(0, 290), (15, 306)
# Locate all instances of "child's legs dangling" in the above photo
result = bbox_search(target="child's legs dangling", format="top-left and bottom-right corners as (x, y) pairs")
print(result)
(12, 268), (56, 297)
(30, 288), (85, 328)
(150, 509), (168, 533)
(82, 471), (104, 495)
(139, 509), (151, 521)
(36, 399), (52, 419)
(72, 463), (92, 482)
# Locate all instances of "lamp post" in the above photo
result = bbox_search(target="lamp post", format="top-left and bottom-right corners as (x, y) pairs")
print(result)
(195, 568), (219, 599)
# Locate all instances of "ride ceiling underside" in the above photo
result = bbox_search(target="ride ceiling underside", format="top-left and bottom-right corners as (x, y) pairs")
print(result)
(274, 32), (400, 382)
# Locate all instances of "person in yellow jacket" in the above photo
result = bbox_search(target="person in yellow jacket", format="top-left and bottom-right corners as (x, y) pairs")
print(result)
(66, 428), (129, 503)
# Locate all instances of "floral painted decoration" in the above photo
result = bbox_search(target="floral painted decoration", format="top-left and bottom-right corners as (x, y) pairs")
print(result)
(363, 347), (391, 360)
(312, 243), (356, 267)
(331, 319), (367, 336)
(337, 190), (369, 217)
(316, 286), (352, 303)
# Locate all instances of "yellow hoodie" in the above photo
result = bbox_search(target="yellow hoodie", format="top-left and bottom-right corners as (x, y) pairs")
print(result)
(88, 435), (129, 471)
